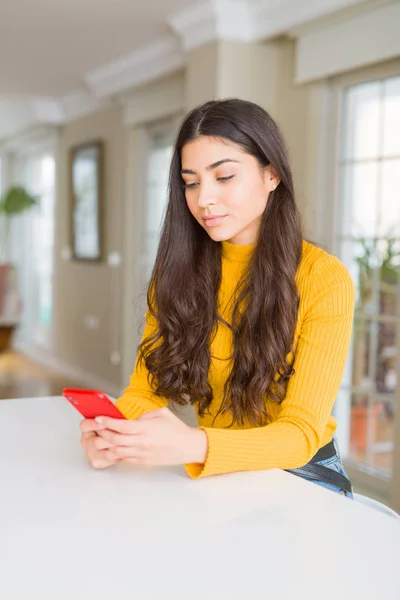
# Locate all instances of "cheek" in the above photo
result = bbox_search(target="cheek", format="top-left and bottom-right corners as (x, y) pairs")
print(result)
(230, 180), (267, 215)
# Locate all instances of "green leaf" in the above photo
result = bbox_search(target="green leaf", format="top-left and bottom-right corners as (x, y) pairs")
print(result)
(0, 186), (38, 216)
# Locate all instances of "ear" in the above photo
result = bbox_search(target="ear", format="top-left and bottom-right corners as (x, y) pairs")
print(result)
(263, 166), (280, 193)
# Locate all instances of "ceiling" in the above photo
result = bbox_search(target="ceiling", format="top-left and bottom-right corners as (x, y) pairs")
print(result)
(0, 0), (197, 97)
(0, 0), (374, 140)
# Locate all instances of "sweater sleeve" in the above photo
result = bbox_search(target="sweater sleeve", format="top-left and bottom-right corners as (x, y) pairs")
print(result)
(185, 255), (355, 479)
(115, 310), (169, 419)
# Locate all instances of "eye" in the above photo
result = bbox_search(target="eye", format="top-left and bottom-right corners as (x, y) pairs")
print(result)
(217, 175), (235, 183)
(183, 182), (198, 189)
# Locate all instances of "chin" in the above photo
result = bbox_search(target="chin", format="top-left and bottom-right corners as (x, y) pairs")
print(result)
(205, 229), (233, 242)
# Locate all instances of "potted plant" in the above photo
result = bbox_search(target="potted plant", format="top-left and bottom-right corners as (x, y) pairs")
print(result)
(0, 186), (38, 351)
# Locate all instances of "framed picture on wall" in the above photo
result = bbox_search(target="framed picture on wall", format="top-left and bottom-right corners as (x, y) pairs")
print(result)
(69, 140), (104, 261)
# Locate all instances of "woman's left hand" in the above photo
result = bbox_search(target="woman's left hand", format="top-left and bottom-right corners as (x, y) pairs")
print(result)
(85, 407), (208, 467)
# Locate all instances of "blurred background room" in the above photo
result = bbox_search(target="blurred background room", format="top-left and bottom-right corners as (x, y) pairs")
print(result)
(0, 0), (399, 510)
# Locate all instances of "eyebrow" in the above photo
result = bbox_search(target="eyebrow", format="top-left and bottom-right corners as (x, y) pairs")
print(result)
(181, 158), (240, 175)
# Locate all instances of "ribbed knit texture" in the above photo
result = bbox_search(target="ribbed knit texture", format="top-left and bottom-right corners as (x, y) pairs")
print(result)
(115, 240), (355, 479)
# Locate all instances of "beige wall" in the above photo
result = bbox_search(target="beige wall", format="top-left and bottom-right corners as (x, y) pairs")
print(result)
(272, 39), (313, 236)
(185, 39), (278, 112)
(124, 72), (185, 126)
(53, 105), (125, 394)
(184, 41), (220, 109)
(218, 40), (279, 112)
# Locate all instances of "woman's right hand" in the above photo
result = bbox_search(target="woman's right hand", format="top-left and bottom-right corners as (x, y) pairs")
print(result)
(80, 419), (119, 469)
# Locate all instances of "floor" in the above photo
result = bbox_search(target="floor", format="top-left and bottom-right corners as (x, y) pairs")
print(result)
(0, 350), (83, 400)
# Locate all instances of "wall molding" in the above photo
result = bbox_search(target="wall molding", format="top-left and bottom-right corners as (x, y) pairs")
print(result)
(59, 89), (110, 122)
(251, 0), (366, 40)
(123, 72), (185, 126)
(296, 2), (400, 83)
(84, 35), (184, 99)
(167, 0), (365, 51)
(168, 0), (253, 52)
(0, 91), (108, 143)
(0, 125), (59, 155)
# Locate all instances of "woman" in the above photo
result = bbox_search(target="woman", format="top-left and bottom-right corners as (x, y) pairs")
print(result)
(81, 99), (355, 498)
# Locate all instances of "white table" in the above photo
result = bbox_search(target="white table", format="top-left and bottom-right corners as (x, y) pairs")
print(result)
(1, 397), (399, 600)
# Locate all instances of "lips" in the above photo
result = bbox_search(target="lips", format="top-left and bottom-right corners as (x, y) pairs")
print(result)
(203, 215), (227, 226)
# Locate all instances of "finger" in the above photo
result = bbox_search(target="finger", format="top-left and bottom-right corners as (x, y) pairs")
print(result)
(110, 446), (148, 460)
(97, 429), (147, 448)
(80, 419), (101, 433)
(90, 454), (119, 469)
(92, 435), (116, 451)
(81, 431), (96, 441)
(88, 445), (119, 462)
(101, 448), (120, 461)
(80, 431), (96, 448)
(94, 416), (143, 434)
(138, 407), (168, 421)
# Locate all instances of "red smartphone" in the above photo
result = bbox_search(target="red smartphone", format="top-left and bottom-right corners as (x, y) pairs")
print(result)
(62, 388), (126, 420)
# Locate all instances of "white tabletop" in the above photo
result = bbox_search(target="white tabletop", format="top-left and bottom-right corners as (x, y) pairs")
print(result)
(1, 396), (399, 600)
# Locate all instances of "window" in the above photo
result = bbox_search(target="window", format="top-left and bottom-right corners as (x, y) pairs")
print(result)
(12, 152), (56, 347)
(0, 155), (3, 253)
(144, 129), (174, 281)
(336, 75), (400, 480)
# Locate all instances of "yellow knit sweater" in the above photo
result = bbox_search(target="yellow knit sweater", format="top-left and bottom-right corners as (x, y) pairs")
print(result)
(115, 240), (355, 479)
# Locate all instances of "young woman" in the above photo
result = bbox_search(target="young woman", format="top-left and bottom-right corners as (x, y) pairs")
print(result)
(81, 99), (355, 498)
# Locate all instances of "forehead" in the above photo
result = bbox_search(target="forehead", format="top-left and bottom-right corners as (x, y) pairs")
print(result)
(181, 136), (246, 168)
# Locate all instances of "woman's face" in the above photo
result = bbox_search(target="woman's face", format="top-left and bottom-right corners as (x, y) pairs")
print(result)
(181, 136), (279, 246)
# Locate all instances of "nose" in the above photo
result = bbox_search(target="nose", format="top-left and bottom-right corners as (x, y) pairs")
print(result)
(196, 182), (217, 209)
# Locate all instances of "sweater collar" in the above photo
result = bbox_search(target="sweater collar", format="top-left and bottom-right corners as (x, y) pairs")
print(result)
(221, 240), (256, 264)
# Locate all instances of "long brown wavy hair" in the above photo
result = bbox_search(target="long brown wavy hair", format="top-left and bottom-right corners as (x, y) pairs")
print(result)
(137, 99), (303, 427)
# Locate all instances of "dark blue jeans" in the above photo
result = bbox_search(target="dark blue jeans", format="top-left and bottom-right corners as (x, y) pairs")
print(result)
(293, 439), (354, 499)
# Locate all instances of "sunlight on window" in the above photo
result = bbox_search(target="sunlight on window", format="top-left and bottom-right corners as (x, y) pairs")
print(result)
(337, 75), (400, 478)
(23, 153), (55, 344)
(342, 81), (380, 160)
(145, 133), (173, 280)
(383, 77), (400, 157)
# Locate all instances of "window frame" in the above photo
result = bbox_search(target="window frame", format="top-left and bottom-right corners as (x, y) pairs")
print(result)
(327, 59), (400, 511)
